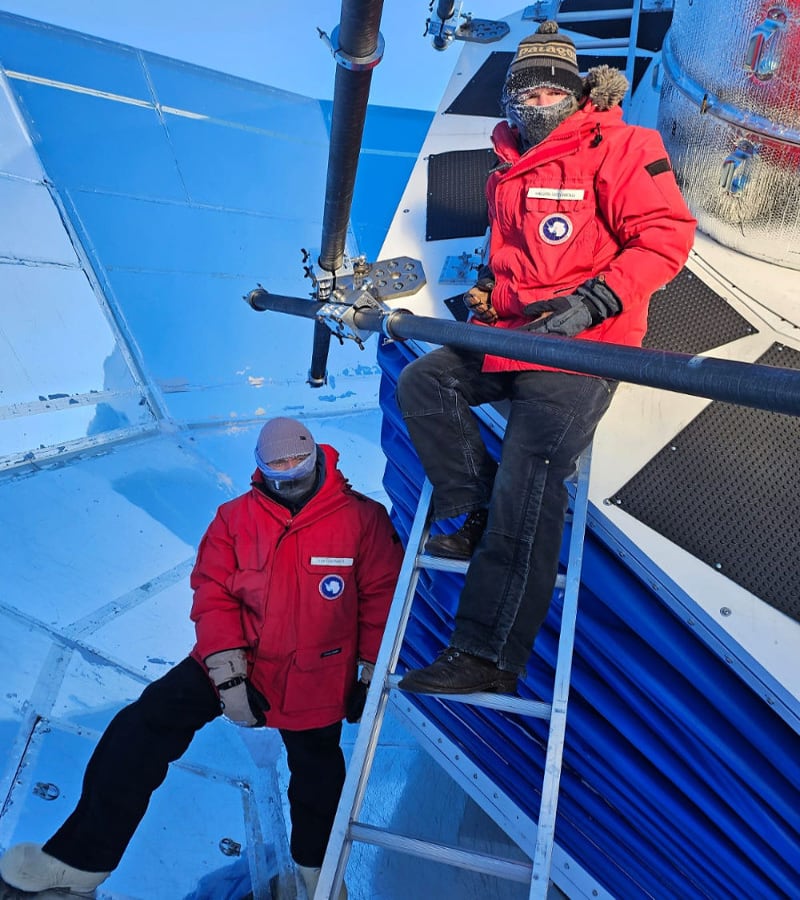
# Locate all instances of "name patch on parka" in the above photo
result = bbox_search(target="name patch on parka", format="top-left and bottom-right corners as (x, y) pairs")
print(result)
(310, 556), (353, 566)
(319, 574), (345, 600)
(528, 187), (585, 201)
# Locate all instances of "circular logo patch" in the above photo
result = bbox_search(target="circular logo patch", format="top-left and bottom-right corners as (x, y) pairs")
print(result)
(319, 574), (345, 600)
(539, 214), (573, 245)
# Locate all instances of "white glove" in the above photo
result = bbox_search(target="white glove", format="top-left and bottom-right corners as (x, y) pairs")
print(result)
(205, 648), (258, 727)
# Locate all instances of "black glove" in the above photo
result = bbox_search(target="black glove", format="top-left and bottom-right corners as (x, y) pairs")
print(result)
(244, 681), (271, 727)
(345, 661), (374, 724)
(462, 265), (497, 324)
(205, 649), (270, 727)
(523, 278), (623, 337)
(345, 680), (369, 723)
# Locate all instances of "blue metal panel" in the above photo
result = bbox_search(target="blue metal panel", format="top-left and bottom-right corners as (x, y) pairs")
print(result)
(161, 112), (329, 213)
(66, 191), (305, 281)
(145, 55), (322, 128)
(0, 14), (152, 99)
(377, 337), (800, 899)
(10, 82), (187, 199)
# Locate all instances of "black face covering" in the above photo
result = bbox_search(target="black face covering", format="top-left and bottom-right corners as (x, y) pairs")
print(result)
(258, 448), (324, 513)
(503, 92), (579, 149)
(264, 467), (318, 505)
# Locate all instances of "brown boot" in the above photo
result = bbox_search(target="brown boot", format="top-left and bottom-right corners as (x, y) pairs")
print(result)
(398, 648), (518, 695)
(424, 508), (488, 560)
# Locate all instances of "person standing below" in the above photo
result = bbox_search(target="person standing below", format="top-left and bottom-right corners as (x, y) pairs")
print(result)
(397, 21), (696, 695)
(0, 417), (403, 898)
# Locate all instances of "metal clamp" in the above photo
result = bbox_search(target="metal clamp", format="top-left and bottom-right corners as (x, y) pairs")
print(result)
(319, 26), (385, 71)
(317, 290), (384, 349)
(720, 139), (758, 195)
(744, 8), (788, 81)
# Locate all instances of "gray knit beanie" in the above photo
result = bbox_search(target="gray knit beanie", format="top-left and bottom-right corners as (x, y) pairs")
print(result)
(254, 417), (315, 472)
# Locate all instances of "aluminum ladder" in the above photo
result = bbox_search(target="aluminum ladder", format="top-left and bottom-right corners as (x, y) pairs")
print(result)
(314, 445), (594, 900)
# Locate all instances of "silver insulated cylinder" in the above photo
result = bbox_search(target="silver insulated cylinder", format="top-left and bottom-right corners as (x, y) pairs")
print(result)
(657, 0), (800, 270)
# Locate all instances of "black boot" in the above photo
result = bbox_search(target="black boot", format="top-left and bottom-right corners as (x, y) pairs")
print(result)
(398, 648), (518, 695)
(424, 508), (488, 560)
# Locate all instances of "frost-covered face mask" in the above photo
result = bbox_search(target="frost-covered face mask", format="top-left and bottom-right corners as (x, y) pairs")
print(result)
(258, 451), (317, 502)
(503, 88), (578, 149)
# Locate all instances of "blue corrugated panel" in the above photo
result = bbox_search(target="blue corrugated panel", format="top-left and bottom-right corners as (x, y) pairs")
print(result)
(378, 338), (800, 899)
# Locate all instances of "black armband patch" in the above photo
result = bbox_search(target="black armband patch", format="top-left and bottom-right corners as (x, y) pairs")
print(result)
(645, 158), (672, 176)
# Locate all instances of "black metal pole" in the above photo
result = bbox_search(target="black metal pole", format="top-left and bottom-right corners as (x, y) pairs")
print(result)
(309, 0), (385, 387)
(245, 290), (800, 417)
(431, 1), (457, 50)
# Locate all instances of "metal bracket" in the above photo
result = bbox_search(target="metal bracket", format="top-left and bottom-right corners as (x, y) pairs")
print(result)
(317, 289), (384, 350)
(318, 26), (385, 71)
(744, 8), (788, 81)
(439, 250), (483, 284)
(306, 254), (425, 303)
(522, 2), (559, 22)
(454, 16), (510, 44)
(368, 256), (426, 300)
(426, 3), (508, 50)
(720, 139), (758, 195)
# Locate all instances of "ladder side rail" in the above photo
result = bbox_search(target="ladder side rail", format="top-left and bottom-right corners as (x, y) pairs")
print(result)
(314, 479), (434, 899)
(529, 445), (594, 898)
(623, 0), (644, 114)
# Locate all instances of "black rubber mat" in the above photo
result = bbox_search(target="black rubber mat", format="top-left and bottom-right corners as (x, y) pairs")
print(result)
(445, 51), (509, 118)
(609, 343), (800, 622)
(426, 148), (495, 241)
(644, 267), (757, 354)
(445, 51), (652, 116)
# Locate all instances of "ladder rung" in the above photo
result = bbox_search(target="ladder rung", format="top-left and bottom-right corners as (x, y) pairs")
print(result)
(387, 675), (551, 718)
(418, 555), (566, 593)
(348, 821), (533, 884)
(416, 553), (469, 574)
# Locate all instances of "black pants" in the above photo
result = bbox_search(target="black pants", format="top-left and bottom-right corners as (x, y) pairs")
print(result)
(396, 347), (616, 672)
(44, 657), (346, 872)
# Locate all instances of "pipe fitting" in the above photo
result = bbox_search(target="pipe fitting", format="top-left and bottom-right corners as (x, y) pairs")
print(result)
(320, 25), (385, 71)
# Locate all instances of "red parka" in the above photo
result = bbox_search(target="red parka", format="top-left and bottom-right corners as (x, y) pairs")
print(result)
(482, 68), (697, 373)
(189, 445), (403, 731)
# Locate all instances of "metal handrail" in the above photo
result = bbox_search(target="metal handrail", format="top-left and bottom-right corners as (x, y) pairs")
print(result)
(246, 289), (800, 418)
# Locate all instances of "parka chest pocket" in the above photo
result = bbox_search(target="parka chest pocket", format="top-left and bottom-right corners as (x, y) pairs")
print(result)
(300, 554), (356, 624)
(521, 179), (597, 249)
(227, 531), (274, 611)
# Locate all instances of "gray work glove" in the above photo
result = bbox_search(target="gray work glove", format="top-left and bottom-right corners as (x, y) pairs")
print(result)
(523, 278), (623, 337)
(463, 266), (497, 324)
(205, 648), (269, 727)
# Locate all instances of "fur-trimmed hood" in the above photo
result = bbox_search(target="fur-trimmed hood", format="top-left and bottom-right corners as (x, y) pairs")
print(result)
(581, 65), (629, 111)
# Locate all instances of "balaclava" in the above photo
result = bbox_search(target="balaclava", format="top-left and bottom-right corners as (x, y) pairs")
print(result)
(501, 20), (582, 149)
(254, 417), (318, 504)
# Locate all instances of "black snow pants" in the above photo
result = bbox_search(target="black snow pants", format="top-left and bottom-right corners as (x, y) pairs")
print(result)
(43, 657), (346, 872)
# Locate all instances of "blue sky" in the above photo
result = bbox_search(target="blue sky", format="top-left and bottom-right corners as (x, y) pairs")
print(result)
(0, 1), (517, 108)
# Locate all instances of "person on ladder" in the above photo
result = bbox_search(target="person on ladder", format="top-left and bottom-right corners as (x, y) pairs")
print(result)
(397, 21), (696, 696)
(0, 417), (403, 899)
